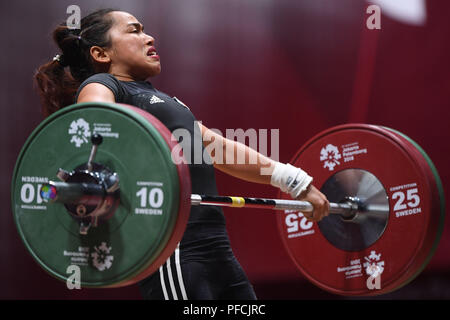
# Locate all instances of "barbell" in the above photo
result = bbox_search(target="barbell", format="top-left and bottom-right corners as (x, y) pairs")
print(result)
(11, 102), (445, 296)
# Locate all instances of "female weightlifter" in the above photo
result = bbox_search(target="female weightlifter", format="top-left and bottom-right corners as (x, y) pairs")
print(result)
(35, 8), (330, 299)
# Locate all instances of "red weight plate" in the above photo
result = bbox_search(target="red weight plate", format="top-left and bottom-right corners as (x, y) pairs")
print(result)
(110, 104), (191, 287)
(276, 124), (441, 296)
(377, 126), (445, 291)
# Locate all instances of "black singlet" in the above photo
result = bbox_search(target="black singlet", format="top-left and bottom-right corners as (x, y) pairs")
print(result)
(75, 73), (234, 261)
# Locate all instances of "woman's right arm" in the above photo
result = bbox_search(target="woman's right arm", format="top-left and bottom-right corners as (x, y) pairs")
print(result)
(76, 83), (116, 103)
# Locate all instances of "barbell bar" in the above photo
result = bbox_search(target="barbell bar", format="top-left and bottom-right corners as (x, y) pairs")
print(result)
(190, 194), (390, 219)
(42, 180), (367, 220)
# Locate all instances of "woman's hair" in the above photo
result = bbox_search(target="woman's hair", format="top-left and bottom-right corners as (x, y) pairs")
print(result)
(35, 8), (118, 117)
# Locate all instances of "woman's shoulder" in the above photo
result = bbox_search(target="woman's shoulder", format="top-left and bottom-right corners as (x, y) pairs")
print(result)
(76, 73), (123, 101)
(81, 73), (120, 85)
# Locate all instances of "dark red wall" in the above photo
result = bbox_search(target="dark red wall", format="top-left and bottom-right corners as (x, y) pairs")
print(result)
(1, 0), (449, 299)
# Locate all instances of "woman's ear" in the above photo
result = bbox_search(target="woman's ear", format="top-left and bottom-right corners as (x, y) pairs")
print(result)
(90, 46), (111, 64)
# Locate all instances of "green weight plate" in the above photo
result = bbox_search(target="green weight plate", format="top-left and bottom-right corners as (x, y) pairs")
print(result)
(11, 102), (190, 288)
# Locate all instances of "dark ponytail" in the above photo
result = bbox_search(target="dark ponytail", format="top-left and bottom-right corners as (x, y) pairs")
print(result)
(34, 8), (117, 117)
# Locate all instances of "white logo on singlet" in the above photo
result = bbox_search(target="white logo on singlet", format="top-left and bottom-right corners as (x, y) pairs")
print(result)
(149, 95), (165, 104)
(173, 97), (191, 110)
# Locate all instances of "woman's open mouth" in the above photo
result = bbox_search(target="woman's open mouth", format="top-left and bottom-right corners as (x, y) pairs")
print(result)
(147, 47), (160, 61)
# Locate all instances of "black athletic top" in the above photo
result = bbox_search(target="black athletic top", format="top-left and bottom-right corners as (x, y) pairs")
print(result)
(76, 73), (233, 261)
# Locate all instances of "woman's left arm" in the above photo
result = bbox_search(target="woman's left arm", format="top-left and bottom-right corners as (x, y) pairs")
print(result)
(198, 123), (275, 184)
(198, 122), (330, 221)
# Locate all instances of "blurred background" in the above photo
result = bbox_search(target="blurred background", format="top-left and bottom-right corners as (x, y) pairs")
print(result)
(1, 0), (449, 299)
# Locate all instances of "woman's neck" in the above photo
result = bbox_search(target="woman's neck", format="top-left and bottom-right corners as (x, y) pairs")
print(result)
(111, 73), (136, 82)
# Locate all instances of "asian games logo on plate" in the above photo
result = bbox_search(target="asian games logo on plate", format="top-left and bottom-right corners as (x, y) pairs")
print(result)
(91, 242), (114, 271)
(320, 144), (342, 171)
(68, 118), (91, 147)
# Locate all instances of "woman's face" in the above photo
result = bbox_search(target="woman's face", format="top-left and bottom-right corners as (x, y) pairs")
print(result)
(103, 11), (161, 81)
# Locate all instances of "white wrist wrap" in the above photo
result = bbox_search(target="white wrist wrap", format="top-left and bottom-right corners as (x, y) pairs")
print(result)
(270, 162), (313, 198)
